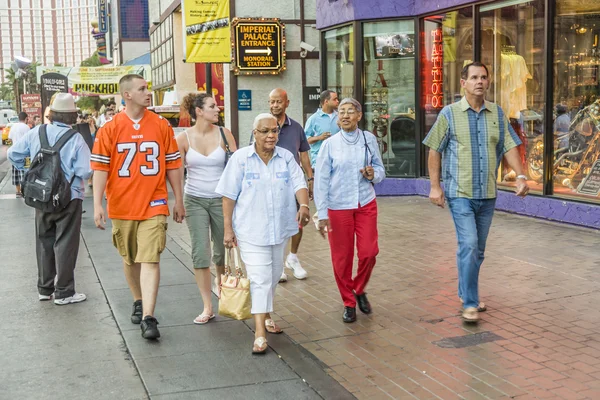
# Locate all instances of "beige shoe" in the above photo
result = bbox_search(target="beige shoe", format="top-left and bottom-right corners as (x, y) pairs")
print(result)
(462, 307), (480, 323)
(460, 298), (487, 312)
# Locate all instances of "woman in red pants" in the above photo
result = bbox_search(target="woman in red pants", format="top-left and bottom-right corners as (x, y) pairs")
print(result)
(314, 97), (386, 323)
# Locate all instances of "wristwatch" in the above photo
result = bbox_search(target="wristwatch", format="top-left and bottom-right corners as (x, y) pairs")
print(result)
(307, 177), (314, 182)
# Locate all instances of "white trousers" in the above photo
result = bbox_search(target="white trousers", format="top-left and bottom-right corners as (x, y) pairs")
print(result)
(237, 239), (288, 314)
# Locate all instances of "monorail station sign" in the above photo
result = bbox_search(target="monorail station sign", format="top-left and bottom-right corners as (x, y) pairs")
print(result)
(232, 18), (286, 75)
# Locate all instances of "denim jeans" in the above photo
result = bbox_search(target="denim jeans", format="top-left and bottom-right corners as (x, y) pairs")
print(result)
(446, 197), (496, 310)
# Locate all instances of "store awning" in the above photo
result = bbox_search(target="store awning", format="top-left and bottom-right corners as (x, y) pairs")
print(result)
(122, 53), (150, 66)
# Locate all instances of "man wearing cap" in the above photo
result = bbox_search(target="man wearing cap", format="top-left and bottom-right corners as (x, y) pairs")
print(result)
(8, 93), (92, 305)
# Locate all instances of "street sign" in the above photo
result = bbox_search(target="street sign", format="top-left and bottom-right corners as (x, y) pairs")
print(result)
(98, 0), (108, 33)
(40, 73), (68, 113)
(238, 90), (252, 111)
(231, 18), (286, 75)
(303, 86), (321, 114)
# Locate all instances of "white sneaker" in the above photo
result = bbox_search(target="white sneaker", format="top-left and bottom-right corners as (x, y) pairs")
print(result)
(279, 271), (288, 282)
(54, 293), (87, 305)
(286, 257), (308, 280)
(38, 293), (53, 301)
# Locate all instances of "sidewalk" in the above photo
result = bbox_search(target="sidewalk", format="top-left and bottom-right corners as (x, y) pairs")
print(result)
(0, 169), (352, 399)
(3, 159), (600, 399)
(169, 195), (600, 400)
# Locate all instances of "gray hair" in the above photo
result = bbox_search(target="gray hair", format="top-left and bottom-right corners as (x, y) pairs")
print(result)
(253, 113), (277, 130)
(338, 97), (362, 113)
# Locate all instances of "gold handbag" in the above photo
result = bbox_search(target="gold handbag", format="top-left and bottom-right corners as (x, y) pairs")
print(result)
(218, 247), (252, 320)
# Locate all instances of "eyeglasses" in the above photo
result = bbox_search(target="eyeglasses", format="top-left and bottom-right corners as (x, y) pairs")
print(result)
(339, 110), (358, 116)
(255, 128), (279, 135)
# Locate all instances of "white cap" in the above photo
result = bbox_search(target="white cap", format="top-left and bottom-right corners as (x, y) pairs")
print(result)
(49, 93), (78, 113)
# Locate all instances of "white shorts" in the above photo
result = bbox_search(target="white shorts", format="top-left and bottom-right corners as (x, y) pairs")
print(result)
(237, 239), (288, 314)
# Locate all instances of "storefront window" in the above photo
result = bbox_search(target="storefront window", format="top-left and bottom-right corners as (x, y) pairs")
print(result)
(480, 0), (545, 193)
(553, 1), (600, 201)
(363, 20), (415, 176)
(324, 26), (355, 100)
(422, 8), (473, 174)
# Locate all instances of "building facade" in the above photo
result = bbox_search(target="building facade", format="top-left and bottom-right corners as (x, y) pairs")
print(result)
(317, 0), (600, 229)
(148, 0), (320, 145)
(0, 0), (97, 82)
(110, 0), (150, 65)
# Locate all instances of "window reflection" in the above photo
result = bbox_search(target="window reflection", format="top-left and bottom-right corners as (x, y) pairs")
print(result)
(364, 20), (416, 176)
(480, 0), (545, 192)
(553, 2), (600, 201)
(324, 26), (355, 99)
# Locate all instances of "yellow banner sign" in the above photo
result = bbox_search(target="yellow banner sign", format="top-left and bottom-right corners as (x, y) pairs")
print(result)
(183, 0), (231, 63)
(36, 65), (151, 95)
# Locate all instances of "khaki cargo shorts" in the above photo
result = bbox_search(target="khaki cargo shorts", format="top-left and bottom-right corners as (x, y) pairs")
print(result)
(112, 215), (168, 265)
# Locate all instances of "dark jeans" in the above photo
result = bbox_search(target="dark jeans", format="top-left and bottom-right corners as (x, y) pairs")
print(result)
(35, 199), (83, 299)
(446, 198), (496, 310)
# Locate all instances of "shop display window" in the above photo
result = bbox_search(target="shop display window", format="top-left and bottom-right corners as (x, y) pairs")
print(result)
(552, 1), (600, 202)
(324, 26), (355, 100)
(363, 20), (416, 176)
(480, 0), (546, 193)
(422, 8), (473, 174)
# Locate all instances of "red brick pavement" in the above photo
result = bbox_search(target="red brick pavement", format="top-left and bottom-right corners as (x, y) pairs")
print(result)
(169, 196), (600, 399)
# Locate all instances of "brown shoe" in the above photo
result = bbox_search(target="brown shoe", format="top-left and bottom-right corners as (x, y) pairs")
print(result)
(462, 307), (480, 323)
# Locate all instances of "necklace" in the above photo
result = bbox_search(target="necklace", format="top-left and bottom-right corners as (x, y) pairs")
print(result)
(340, 129), (360, 145)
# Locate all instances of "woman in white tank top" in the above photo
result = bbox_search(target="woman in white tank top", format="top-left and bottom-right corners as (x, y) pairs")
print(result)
(176, 93), (237, 325)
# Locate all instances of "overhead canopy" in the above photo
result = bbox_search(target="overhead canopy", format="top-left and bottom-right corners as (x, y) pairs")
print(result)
(122, 53), (151, 66)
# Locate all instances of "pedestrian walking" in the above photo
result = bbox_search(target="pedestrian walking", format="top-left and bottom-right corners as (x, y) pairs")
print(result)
(176, 92), (237, 325)
(91, 74), (185, 340)
(423, 62), (529, 323)
(314, 97), (385, 323)
(7, 93), (92, 304)
(8, 111), (31, 197)
(216, 113), (310, 354)
(304, 90), (340, 167)
(98, 100), (116, 127)
(267, 88), (313, 282)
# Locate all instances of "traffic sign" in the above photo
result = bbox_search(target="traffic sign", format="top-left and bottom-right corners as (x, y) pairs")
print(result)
(231, 18), (286, 75)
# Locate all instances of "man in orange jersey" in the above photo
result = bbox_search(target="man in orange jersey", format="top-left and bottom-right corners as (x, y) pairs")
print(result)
(91, 74), (185, 340)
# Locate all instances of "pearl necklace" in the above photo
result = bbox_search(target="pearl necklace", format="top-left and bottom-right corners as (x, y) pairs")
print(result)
(340, 129), (360, 145)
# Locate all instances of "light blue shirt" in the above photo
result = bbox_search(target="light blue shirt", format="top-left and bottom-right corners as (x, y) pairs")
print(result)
(8, 122), (92, 201)
(314, 129), (385, 220)
(215, 145), (308, 246)
(304, 108), (339, 167)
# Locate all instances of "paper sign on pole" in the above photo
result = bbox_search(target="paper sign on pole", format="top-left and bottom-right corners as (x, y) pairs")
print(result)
(183, 0), (231, 63)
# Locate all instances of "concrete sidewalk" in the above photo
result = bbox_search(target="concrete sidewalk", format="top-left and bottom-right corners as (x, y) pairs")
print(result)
(0, 166), (353, 399)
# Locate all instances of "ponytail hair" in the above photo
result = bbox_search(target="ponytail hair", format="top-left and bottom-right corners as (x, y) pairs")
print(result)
(182, 92), (213, 120)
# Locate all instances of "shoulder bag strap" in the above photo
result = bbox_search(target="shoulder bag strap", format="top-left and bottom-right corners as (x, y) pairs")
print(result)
(51, 128), (79, 152)
(219, 126), (230, 153)
(39, 124), (50, 149)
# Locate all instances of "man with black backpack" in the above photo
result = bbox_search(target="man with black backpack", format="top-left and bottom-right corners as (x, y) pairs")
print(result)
(7, 93), (92, 305)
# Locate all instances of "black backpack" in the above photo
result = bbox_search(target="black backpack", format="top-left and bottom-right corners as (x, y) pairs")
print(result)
(22, 124), (79, 213)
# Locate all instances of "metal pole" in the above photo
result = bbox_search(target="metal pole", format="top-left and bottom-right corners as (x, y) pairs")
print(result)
(205, 63), (212, 97)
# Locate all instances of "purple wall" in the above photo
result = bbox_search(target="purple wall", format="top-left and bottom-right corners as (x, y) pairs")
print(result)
(317, 0), (477, 29)
(374, 178), (600, 230)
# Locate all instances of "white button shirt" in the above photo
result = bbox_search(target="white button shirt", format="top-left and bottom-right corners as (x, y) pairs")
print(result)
(314, 129), (385, 220)
(215, 145), (308, 246)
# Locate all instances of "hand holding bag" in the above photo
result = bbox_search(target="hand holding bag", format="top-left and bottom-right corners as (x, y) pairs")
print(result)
(218, 247), (252, 320)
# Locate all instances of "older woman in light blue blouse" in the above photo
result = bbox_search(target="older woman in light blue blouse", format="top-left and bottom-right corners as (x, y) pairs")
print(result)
(216, 113), (310, 354)
(314, 97), (385, 324)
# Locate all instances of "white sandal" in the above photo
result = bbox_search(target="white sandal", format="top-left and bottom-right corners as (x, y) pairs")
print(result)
(265, 319), (283, 334)
(252, 336), (268, 354)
